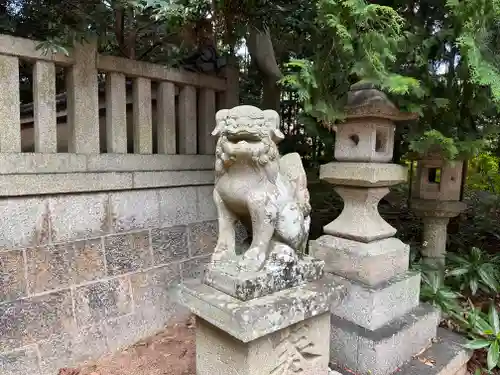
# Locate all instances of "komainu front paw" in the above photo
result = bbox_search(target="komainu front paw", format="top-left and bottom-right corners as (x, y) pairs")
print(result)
(210, 247), (232, 266)
(238, 247), (266, 271)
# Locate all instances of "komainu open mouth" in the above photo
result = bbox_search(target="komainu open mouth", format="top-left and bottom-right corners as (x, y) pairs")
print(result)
(226, 131), (262, 143)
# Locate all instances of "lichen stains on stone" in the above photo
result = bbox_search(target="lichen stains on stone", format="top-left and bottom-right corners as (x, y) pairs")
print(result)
(205, 255), (325, 301)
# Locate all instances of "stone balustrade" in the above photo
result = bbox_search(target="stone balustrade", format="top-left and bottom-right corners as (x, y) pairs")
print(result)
(0, 33), (239, 196)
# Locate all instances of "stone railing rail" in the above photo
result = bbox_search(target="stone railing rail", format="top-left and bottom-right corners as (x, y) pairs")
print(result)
(0, 33), (238, 196)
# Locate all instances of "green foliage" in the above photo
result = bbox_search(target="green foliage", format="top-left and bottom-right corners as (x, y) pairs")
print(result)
(463, 304), (500, 371)
(1, 0), (199, 65)
(414, 248), (500, 372)
(446, 0), (500, 104)
(408, 130), (485, 160)
(467, 152), (500, 194)
(447, 247), (500, 295)
(280, 0), (423, 126)
(279, 0), (500, 160)
(419, 270), (463, 312)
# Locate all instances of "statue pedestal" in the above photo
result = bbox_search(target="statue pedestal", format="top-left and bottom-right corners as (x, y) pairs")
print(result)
(180, 259), (345, 375)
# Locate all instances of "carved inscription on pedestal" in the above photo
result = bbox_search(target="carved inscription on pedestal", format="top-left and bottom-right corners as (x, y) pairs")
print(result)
(270, 323), (323, 374)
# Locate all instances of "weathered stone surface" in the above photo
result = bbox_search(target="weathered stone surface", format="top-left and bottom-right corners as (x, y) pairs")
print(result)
(410, 199), (467, 219)
(66, 41), (99, 154)
(180, 255), (211, 282)
(133, 170), (214, 189)
(196, 312), (331, 375)
(0, 197), (48, 250)
(0, 346), (40, 375)
(178, 85), (197, 154)
(109, 189), (160, 232)
(412, 156), (464, 202)
(420, 216), (450, 274)
(0, 172), (133, 196)
(151, 226), (188, 264)
(196, 185), (217, 222)
(71, 238), (106, 284)
(0, 54), (21, 152)
(204, 255), (324, 301)
(104, 231), (151, 276)
(410, 199), (467, 279)
(211, 105), (311, 271)
(334, 119), (396, 163)
(73, 277), (132, 327)
(345, 82), (418, 122)
(235, 221), (249, 246)
(181, 275), (345, 343)
(395, 328), (472, 375)
(323, 186), (397, 242)
(26, 239), (105, 294)
(38, 324), (107, 375)
(159, 186), (198, 226)
(310, 235), (409, 286)
(84, 154), (214, 172)
(0, 290), (74, 351)
(329, 304), (440, 375)
(330, 272), (420, 331)
(33, 59), (57, 153)
(320, 162), (407, 187)
(48, 193), (109, 242)
(130, 264), (180, 323)
(26, 243), (73, 293)
(104, 311), (167, 353)
(0, 250), (26, 302)
(188, 221), (217, 257)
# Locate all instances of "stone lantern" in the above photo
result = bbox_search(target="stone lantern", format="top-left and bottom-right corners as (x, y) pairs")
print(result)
(310, 83), (470, 375)
(321, 82), (415, 243)
(410, 149), (467, 273)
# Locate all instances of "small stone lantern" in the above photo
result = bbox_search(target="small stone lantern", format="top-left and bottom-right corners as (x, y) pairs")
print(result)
(410, 148), (467, 274)
(320, 82), (417, 242)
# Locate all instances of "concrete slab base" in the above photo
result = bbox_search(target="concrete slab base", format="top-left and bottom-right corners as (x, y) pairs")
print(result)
(331, 328), (472, 375)
(330, 304), (441, 375)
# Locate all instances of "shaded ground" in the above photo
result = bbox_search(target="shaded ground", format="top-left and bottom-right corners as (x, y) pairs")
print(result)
(59, 316), (196, 375)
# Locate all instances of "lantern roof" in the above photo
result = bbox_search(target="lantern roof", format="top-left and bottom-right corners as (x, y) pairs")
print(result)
(345, 82), (418, 121)
(406, 145), (468, 161)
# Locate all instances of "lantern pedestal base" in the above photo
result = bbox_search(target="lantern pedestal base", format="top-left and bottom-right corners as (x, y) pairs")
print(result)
(410, 199), (467, 218)
(411, 199), (467, 278)
(320, 162), (407, 187)
(322, 186), (397, 242)
(330, 328), (471, 375)
(310, 235), (409, 287)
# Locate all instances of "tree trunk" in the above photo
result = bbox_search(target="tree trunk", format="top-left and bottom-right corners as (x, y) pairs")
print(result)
(262, 75), (281, 111)
(246, 26), (281, 112)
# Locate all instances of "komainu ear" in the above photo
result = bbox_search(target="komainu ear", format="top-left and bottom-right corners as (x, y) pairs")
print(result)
(263, 109), (284, 143)
(212, 109), (229, 136)
(271, 128), (285, 143)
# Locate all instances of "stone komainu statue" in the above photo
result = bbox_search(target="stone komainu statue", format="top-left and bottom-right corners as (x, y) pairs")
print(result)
(210, 105), (311, 271)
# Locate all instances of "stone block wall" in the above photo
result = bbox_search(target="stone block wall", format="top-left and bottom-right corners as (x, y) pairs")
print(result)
(0, 184), (220, 375)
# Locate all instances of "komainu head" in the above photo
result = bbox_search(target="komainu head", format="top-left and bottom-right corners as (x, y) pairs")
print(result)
(211, 106), (285, 170)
